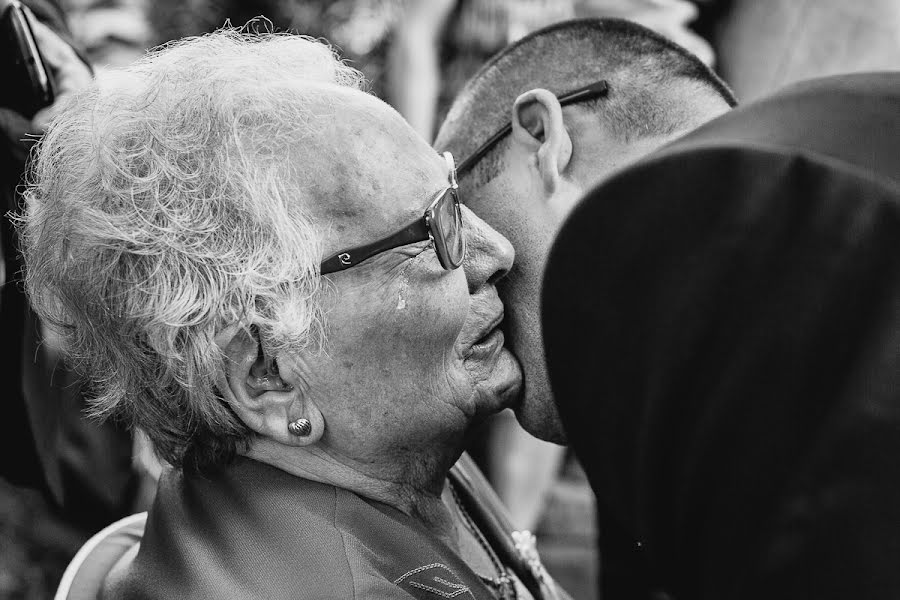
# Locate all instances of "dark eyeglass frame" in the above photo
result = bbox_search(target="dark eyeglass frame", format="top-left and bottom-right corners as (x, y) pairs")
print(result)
(455, 80), (610, 177)
(320, 152), (464, 275)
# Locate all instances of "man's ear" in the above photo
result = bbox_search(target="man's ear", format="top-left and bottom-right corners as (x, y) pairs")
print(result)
(511, 88), (573, 195)
(214, 324), (323, 447)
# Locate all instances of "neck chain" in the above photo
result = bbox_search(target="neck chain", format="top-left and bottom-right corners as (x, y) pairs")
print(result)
(450, 482), (517, 600)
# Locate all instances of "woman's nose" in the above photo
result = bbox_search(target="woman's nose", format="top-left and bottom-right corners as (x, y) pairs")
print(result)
(461, 205), (514, 292)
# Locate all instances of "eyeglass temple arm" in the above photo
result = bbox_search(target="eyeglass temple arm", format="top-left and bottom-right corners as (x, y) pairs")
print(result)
(320, 218), (430, 275)
(557, 80), (609, 106)
(456, 124), (512, 175)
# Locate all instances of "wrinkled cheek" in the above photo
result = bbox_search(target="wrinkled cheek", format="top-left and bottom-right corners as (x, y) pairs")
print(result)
(367, 276), (470, 402)
(412, 305), (463, 353)
(432, 338), (487, 418)
(319, 267), (471, 419)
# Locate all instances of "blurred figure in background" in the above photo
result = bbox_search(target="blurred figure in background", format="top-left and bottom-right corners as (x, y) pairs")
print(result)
(389, 0), (576, 139)
(0, 1), (141, 597)
(59, 0), (150, 69)
(389, 0), (713, 140)
(147, 0), (397, 96)
(71, 0), (899, 105)
(711, 0), (900, 101)
(578, 0), (713, 64)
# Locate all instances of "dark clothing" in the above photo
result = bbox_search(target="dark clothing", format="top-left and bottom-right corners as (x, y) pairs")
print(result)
(543, 72), (900, 599)
(104, 457), (501, 600)
(0, 0), (135, 528)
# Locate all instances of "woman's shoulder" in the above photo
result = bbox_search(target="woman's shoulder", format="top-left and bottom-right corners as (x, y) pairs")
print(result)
(102, 462), (359, 599)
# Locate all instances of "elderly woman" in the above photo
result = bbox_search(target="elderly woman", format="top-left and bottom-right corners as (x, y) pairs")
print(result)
(19, 30), (551, 600)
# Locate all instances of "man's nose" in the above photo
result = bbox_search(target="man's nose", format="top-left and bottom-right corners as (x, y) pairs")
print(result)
(461, 206), (514, 292)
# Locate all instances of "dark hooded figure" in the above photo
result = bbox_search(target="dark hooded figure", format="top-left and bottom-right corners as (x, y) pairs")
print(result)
(542, 71), (900, 600)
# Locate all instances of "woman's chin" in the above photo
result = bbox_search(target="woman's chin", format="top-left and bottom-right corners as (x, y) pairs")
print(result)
(471, 347), (524, 415)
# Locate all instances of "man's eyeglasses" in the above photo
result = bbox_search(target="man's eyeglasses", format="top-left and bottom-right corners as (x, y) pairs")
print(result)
(455, 80), (610, 178)
(320, 152), (465, 275)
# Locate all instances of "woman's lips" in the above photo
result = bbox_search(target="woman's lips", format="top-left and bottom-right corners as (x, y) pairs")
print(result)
(467, 327), (505, 360)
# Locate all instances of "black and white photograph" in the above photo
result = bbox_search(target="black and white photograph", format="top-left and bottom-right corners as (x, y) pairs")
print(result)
(1, 1), (898, 598)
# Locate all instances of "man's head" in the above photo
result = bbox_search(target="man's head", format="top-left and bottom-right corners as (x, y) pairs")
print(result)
(22, 30), (520, 477)
(435, 18), (736, 442)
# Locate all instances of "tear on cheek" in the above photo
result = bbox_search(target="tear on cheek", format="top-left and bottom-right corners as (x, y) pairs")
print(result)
(395, 248), (434, 311)
(396, 262), (411, 310)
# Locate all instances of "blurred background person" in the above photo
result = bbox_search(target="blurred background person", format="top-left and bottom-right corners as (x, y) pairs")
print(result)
(578, 0), (713, 63)
(388, 0), (576, 140)
(52, 0), (900, 122)
(709, 0), (900, 101)
(0, 1), (143, 598)
(389, 0), (713, 141)
(147, 0), (397, 96)
(58, 0), (150, 69)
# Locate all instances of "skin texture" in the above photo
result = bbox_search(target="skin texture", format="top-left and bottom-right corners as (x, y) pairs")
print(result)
(216, 87), (522, 539)
(451, 88), (730, 443)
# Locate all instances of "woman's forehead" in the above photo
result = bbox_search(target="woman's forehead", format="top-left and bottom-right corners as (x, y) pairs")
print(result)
(291, 95), (447, 245)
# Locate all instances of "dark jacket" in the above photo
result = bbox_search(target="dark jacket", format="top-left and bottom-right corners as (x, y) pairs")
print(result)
(0, 0), (135, 528)
(543, 72), (900, 599)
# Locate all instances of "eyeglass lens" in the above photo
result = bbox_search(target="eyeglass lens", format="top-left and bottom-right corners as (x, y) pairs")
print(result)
(446, 189), (465, 265)
(433, 187), (465, 268)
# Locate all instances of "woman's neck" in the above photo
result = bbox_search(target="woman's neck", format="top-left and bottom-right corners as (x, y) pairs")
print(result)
(245, 439), (460, 545)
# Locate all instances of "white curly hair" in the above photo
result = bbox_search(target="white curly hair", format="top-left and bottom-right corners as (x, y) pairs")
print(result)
(18, 29), (364, 469)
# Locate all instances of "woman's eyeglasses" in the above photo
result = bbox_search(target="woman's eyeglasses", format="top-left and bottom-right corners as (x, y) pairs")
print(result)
(320, 152), (465, 275)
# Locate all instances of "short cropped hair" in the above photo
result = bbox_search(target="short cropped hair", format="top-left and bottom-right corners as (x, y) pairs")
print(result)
(434, 18), (737, 186)
(19, 30), (364, 470)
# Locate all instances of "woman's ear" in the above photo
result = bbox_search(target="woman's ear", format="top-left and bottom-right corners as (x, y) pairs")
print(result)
(214, 324), (324, 447)
(511, 88), (573, 195)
